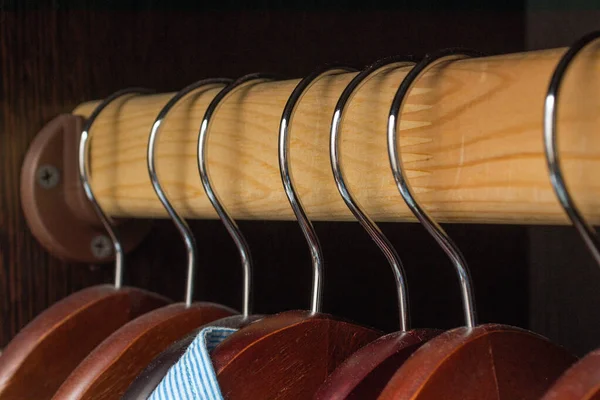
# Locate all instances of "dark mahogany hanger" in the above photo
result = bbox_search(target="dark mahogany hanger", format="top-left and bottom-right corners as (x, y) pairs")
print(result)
(52, 79), (241, 400)
(540, 31), (600, 400)
(314, 57), (443, 400)
(206, 66), (383, 399)
(378, 48), (577, 400)
(122, 74), (275, 399)
(0, 89), (171, 400)
(541, 349), (600, 400)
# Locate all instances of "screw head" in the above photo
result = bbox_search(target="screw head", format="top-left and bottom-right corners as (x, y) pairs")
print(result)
(91, 235), (112, 258)
(36, 164), (60, 189)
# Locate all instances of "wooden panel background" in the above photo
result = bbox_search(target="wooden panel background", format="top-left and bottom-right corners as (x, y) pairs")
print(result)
(526, 5), (600, 356)
(1, 5), (566, 353)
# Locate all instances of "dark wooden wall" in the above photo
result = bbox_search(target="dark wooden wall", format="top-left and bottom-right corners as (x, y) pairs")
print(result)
(1, 6), (541, 351)
(525, 5), (600, 357)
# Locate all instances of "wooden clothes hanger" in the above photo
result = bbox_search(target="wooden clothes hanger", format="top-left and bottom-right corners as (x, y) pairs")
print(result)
(122, 314), (264, 400)
(0, 286), (169, 400)
(52, 79), (240, 400)
(208, 66), (383, 400)
(541, 349), (600, 400)
(540, 31), (600, 400)
(122, 74), (274, 400)
(378, 49), (577, 400)
(314, 57), (443, 400)
(0, 89), (172, 400)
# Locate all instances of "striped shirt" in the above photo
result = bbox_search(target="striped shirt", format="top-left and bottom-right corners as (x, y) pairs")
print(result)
(149, 326), (238, 400)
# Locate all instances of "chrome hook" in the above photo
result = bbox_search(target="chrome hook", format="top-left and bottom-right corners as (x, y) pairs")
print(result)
(148, 78), (231, 306)
(331, 56), (415, 331)
(388, 49), (480, 328)
(80, 88), (154, 289)
(279, 65), (357, 314)
(544, 31), (600, 266)
(199, 73), (276, 318)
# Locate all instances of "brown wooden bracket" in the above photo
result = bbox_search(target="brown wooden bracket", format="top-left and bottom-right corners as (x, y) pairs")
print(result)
(20, 114), (151, 263)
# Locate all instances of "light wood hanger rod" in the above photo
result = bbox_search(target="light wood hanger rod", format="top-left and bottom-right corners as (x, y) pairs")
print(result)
(73, 47), (600, 225)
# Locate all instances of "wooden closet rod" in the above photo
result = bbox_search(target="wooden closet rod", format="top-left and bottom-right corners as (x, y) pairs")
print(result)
(73, 47), (600, 225)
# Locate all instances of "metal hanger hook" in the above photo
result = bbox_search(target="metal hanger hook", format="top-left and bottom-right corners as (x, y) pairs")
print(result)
(544, 30), (600, 267)
(280, 65), (356, 314)
(331, 56), (415, 331)
(199, 73), (277, 318)
(80, 88), (154, 289)
(388, 49), (481, 328)
(148, 78), (231, 306)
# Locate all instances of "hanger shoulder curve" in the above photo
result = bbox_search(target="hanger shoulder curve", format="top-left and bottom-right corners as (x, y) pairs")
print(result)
(0, 285), (169, 400)
(378, 324), (577, 400)
(122, 314), (264, 400)
(314, 329), (441, 400)
(211, 310), (381, 399)
(212, 310), (310, 371)
(540, 348), (600, 400)
(52, 302), (236, 400)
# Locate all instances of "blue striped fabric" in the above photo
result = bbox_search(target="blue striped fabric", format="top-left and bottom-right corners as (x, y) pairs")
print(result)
(149, 327), (238, 400)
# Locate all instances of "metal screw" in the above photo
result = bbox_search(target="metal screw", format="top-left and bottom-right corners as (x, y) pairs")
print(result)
(36, 164), (60, 189)
(91, 235), (112, 258)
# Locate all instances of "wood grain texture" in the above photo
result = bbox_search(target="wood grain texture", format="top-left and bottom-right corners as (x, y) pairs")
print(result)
(541, 348), (600, 400)
(0, 7), (527, 350)
(211, 310), (382, 399)
(72, 47), (600, 225)
(0, 285), (169, 400)
(122, 314), (264, 400)
(52, 302), (236, 400)
(378, 324), (577, 400)
(314, 329), (441, 400)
